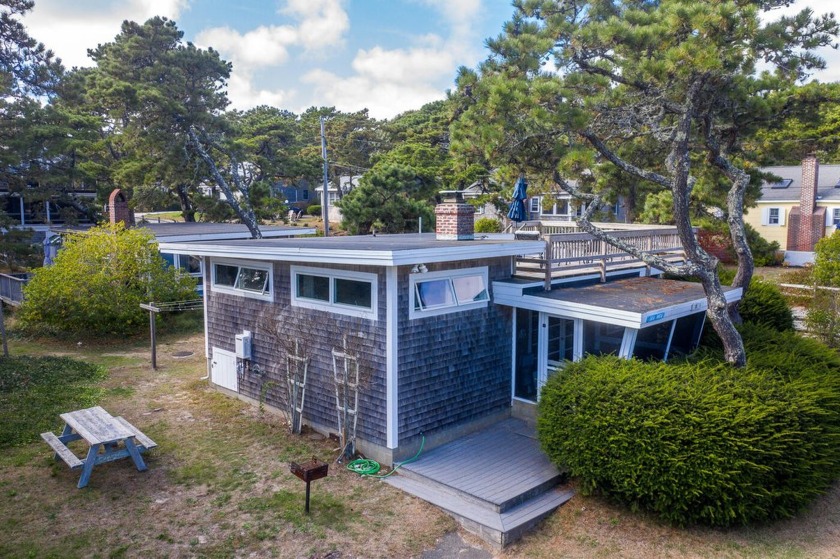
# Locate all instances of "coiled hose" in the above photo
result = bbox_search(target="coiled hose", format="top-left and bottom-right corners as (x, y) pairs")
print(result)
(346, 434), (425, 478)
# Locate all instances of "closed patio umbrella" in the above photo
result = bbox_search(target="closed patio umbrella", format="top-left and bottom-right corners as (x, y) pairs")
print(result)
(507, 176), (528, 222)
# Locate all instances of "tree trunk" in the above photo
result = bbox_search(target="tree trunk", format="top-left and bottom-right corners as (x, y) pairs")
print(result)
(176, 184), (196, 223)
(187, 126), (262, 239)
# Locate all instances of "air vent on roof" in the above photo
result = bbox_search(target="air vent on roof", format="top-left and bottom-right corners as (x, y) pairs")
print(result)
(770, 179), (793, 189)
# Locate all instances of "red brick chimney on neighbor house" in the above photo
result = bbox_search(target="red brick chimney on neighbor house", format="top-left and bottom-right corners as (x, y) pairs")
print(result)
(435, 191), (475, 241)
(107, 188), (135, 226)
(786, 155), (826, 252)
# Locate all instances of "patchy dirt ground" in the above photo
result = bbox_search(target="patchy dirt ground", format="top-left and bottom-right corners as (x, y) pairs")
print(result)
(0, 333), (454, 559)
(2, 330), (839, 559)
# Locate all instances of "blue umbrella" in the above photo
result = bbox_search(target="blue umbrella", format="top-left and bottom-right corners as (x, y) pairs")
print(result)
(507, 176), (528, 222)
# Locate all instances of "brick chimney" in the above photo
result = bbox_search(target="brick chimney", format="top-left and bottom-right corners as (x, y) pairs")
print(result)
(787, 155), (826, 251)
(107, 189), (135, 226)
(435, 191), (474, 241)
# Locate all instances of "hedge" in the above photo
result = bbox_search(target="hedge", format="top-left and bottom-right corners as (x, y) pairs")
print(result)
(538, 325), (840, 526)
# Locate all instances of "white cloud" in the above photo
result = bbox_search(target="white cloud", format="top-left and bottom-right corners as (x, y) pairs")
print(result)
(227, 73), (291, 111)
(302, 68), (446, 119)
(760, 1), (840, 83)
(282, 0), (349, 50)
(23, 0), (188, 68)
(195, 25), (298, 69)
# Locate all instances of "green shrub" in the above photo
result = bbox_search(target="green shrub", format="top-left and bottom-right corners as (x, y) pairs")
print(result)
(474, 217), (503, 233)
(0, 356), (105, 447)
(814, 230), (840, 286)
(738, 278), (794, 331)
(539, 326), (840, 527)
(307, 204), (322, 217)
(17, 223), (197, 337)
(805, 290), (840, 347)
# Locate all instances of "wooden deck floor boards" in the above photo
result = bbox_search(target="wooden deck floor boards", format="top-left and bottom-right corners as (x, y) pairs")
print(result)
(400, 418), (559, 506)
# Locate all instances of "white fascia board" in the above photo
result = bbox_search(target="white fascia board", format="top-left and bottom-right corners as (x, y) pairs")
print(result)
(755, 199), (797, 204)
(494, 284), (742, 329)
(157, 240), (544, 266)
(154, 228), (316, 243)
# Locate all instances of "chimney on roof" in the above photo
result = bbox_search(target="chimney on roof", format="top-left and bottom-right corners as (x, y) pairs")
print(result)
(801, 154), (819, 215)
(435, 191), (474, 241)
(787, 154), (826, 252)
(107, 188), (135, 227)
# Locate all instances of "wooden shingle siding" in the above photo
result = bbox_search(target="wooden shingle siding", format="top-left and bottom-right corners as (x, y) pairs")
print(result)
(206, 260), (389, 446)
(397, 258), (514, 443)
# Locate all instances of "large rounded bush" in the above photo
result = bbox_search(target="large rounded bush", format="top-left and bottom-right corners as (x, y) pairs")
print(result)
(738, 278), (794, 331)
(538, 328), (840, 526)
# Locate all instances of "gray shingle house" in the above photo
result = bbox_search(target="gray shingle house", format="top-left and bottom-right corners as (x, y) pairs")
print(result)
(159, 194), (740, 466)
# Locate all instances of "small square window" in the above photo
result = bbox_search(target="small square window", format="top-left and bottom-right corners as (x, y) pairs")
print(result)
(768, 208), (780, 225)
(452, 275), (488, 304)
(215, 264), (238, 287)
(833, 208), (840, 226)
(237, 268), (269, 293)
(334, 278), (372, 308)
(416, 279), (456, 310)
(297, 274), (329, 301)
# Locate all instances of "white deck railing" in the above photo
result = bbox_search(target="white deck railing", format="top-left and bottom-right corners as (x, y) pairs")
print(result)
(514, 225), (686, 290)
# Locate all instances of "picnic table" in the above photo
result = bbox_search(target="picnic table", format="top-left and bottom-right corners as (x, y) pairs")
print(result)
(40, 406), (157, 488)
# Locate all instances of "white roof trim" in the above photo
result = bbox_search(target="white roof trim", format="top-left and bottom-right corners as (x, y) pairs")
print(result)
(157, 240), (545, 266)
(155, 228), (316, 243)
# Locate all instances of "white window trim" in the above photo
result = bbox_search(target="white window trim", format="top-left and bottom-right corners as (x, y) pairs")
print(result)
(210, 258), (274, 301)
(828, 207), (840, 226)
(409, 266), (490, 319)
(761, 206), (785, 226)
(291, 265), (378, 320)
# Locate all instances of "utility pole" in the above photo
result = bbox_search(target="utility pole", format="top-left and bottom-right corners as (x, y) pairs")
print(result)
(320, 116), (330, 237)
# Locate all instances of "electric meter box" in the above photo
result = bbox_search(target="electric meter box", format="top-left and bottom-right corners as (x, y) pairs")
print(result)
(235, 331), (252, 360)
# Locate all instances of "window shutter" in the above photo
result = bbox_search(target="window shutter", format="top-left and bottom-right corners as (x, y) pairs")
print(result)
(761, 207), (769, 226)
(778, 208), (785, 226)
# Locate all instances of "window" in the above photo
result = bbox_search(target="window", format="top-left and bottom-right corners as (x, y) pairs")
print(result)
(302, 189), (309, 200)
(582, 321), (625, 357)
(291, 266), (377, 319)
(833, 208), (840, 226)
(211, 260), (273, 301)
(529, 197), (541, 213)
(410, 267), (489, 319)
(762, 207), (785, 226)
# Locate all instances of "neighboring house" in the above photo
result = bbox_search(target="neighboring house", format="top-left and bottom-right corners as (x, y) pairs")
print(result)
(1, 183), (97, 229)
(273, 178), (312, 210)
(158, 192), (739, 466)
(744, 155), (840, 265)
(529, 183), (627, 223)
(44, 189), (315, 297)
(314, 175), (361, 222)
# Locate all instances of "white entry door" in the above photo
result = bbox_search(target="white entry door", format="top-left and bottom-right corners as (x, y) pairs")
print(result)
(211, 347), (238, 392)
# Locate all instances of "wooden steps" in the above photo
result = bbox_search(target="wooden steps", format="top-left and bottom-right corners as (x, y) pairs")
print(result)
(383, 418), (573, 548)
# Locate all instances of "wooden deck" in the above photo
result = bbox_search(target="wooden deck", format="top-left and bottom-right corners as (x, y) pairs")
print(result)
(385, 418), (573, 548)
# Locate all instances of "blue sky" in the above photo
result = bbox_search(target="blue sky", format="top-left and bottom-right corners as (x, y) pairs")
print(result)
(21, 0), (514, 119)
(19, 0), (840, 120)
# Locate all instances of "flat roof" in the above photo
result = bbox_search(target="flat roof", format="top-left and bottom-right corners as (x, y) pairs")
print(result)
(140, 222), (315, 241)
(494, 276), (742, 328)
(158, 232), (545, 266)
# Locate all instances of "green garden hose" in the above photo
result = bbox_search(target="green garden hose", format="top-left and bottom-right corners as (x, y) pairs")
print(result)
(346, 434), (425, 478)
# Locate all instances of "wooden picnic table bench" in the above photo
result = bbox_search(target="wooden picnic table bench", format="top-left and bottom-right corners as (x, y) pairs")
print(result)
(40, 406), (157, 488)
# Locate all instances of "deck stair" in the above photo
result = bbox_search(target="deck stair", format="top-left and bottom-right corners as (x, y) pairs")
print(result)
(384, 418), (573, 548)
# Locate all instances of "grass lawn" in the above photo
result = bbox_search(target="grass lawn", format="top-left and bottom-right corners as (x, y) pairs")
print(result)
(0, 325), (838, 558)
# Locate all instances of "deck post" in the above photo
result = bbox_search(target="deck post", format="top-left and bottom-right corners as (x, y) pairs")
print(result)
(544, 238), (552, 291)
